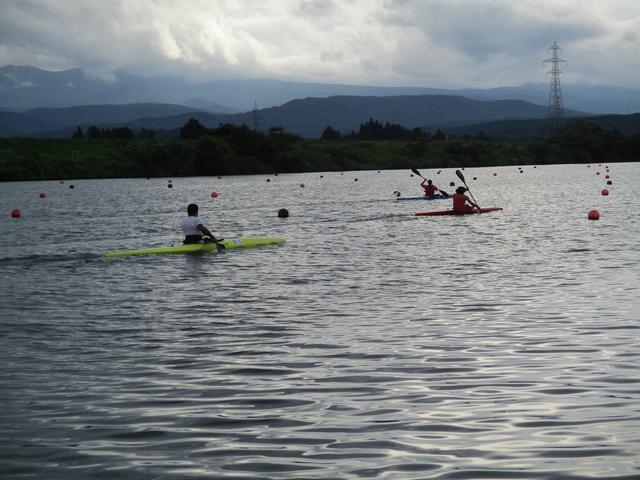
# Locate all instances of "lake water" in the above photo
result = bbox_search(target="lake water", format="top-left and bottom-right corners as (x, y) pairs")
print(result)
(1, 163), (639, 479)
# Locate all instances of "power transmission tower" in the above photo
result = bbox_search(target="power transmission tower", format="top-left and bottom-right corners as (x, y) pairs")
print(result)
(544, 41), (567, 136)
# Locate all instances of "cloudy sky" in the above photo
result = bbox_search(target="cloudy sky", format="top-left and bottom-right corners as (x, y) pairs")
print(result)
(1, 0), (639, 88)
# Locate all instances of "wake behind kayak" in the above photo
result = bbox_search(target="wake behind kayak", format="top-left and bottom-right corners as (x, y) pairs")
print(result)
(106, 237), (286, 257)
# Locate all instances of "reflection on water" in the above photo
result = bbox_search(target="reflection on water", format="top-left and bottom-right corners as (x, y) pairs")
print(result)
(1, 163), (639, 479)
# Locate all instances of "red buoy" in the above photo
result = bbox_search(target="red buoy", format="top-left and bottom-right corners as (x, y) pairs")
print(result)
(605, 175), (610, 179)
(601, 189), (609, 196)
(11, 209), (22, 218)
(211, 191), (218, 198)
(59, 180), (65, 184)
(39, 193), (46, 198)
(588, 210), (600, 220)
(493, 172), (497, 176)
(217, 176), (222, 179)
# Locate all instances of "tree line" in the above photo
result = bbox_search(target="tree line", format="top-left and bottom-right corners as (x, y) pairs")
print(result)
(1, 118), (638, 181)
(72, 125), (156, 140)
(321, 118), (448, 141)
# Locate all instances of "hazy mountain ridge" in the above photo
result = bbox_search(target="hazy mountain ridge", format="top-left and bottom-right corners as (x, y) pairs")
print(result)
(2, 94), (589, 139)
(2, 65), (639, 114)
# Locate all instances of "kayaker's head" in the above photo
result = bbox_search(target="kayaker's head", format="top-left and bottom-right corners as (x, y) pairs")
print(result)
(187, 203), (198, 216)
(427, 179), (433, 185)
(455, 186), (467, 195)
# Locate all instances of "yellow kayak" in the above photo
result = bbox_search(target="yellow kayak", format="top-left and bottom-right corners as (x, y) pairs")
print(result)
(105, 237), (286, 258)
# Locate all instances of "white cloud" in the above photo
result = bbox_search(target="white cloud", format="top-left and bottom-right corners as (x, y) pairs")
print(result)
(0, 0), (638, 87)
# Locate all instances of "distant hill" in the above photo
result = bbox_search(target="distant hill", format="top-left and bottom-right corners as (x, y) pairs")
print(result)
(443, 113), (640, 139)
(0, 111), (55, 137)
(9, 94), (589, 139)
(2, 65), (639, 114)
(0, 103), (214, 137)
(0, 65), (236, 112)
(22, 103), (207, 128)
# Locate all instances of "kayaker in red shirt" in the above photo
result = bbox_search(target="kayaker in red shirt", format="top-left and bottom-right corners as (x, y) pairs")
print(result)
(421, 179), (438, 196)
(452, 186), (479, 212)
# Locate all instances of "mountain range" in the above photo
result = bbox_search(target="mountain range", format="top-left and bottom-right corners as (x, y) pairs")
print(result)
(1, 95), (589, 139)
(2, 65), (640, 114)
(1, 65), (639, 139)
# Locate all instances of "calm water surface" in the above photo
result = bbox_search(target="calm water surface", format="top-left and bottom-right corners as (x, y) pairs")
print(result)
(1, 163), (639, 479)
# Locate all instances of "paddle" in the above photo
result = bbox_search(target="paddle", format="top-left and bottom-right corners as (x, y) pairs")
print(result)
(411, 168), (449, 197)
(455, 169), (480, 209)
(205, 237), (226, 252)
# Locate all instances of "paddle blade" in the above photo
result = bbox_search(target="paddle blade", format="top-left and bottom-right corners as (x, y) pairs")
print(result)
(438, 189), (449, 198)
(455, 169), (466, 184)
(411, 168), (424, 178)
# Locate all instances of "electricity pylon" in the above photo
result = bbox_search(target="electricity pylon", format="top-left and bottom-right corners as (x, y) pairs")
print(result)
(544, 41), (567, 136)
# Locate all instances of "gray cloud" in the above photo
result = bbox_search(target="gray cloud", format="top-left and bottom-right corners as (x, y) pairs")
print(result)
(0, 0), (638, 88)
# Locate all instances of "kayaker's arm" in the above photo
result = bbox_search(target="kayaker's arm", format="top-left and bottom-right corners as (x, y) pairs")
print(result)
(466, 195), (479, 209)
(198, 224), (219, 242)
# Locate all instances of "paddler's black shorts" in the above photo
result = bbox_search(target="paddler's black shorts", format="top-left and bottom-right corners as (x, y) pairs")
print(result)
(183, 235), (203, 244)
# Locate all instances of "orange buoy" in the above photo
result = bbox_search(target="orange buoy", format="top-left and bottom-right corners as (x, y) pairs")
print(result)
(596, 172), (600, 175)
(449, 181), (455, 186)
(11, 209), (22, 218)
(587, 165), (591, 168)
(607, 180), (612, 185)
(167, 183), (173, 188)
(354, 178), (358, 181)
(299, 183), (305, 188)
(39, 193), (46, 198)
(588, 210), (600, 220)
(266, 178), (271, 182)
(601, 189), (609, 196)
(473, 177), (477, 180)
(211, 192), (218, 198)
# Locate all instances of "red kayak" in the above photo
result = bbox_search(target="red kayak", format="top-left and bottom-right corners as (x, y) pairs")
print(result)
(416, 207), (503, 217)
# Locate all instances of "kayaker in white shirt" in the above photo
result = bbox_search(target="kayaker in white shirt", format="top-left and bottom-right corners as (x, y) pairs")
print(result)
(181, 203), (221, 245)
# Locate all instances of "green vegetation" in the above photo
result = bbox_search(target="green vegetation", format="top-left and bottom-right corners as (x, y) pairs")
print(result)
(1, 120), (638, 181)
